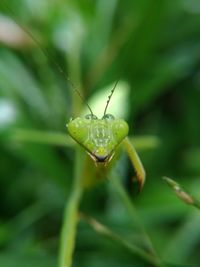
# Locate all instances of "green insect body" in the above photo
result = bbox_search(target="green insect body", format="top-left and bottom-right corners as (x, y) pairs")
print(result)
(67, 114), (129, 163)
(67, 109), (145, 191)
(66, 76), (146, 190)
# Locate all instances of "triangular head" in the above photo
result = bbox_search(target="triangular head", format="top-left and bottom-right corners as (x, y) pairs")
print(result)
(67, 113), (129, 164)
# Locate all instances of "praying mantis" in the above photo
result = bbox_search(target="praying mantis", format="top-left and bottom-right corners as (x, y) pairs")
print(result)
(67, 80), (146, 191)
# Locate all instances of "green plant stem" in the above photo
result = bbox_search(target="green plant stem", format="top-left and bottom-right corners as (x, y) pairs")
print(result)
(58, 149), (84, 267)
(163, 176), (200, 210)
(81, 214), (160, 266)
(110, 175), (164, 267)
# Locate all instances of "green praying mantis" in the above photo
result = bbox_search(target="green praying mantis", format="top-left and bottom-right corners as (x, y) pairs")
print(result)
(67, 81), (146, 191)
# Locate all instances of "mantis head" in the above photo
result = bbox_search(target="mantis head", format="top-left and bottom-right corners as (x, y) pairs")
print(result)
(67, 113), (129, 163)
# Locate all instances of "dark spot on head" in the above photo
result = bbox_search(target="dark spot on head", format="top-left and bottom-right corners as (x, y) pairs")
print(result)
(95, 155), (108, 163)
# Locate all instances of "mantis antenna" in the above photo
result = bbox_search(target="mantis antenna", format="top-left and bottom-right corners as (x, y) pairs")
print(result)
(2, 2), (94, 116)
(103, 78), (120, 116)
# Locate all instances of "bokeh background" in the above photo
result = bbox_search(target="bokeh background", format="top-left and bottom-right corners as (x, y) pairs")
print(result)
(0, 0), (200, 266)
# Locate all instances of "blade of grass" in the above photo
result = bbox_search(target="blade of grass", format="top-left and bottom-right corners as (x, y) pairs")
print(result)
(80, 213), (161, 266)
(110, 175), (164, 267)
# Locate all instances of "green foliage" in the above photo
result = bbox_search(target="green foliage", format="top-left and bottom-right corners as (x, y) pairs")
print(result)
(0, 0), (200, 266)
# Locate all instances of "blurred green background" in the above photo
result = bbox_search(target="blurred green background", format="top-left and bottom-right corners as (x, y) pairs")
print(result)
(1, 0), (200, 266)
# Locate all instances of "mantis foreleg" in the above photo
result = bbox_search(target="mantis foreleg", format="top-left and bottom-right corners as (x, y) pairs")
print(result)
(123, 137), (146, 191)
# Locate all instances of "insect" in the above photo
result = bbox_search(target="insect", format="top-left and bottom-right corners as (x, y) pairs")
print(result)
(67, 80), (146, 191)
(1, 2), (145, 191)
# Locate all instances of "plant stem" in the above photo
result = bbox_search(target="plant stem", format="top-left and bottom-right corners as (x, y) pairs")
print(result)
(81, 214), (160, 266)
(163, 176), (200, 210)
(110, 175), (164, 267)
(58, 149), (84, 267)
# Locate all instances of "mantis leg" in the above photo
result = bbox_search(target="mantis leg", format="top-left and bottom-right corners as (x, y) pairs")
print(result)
(123, 137), (146, 191)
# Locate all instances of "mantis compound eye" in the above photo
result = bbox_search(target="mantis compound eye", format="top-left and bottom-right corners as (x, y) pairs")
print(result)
(85, 114), (98, 120)
(102, 114), (115, 121)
